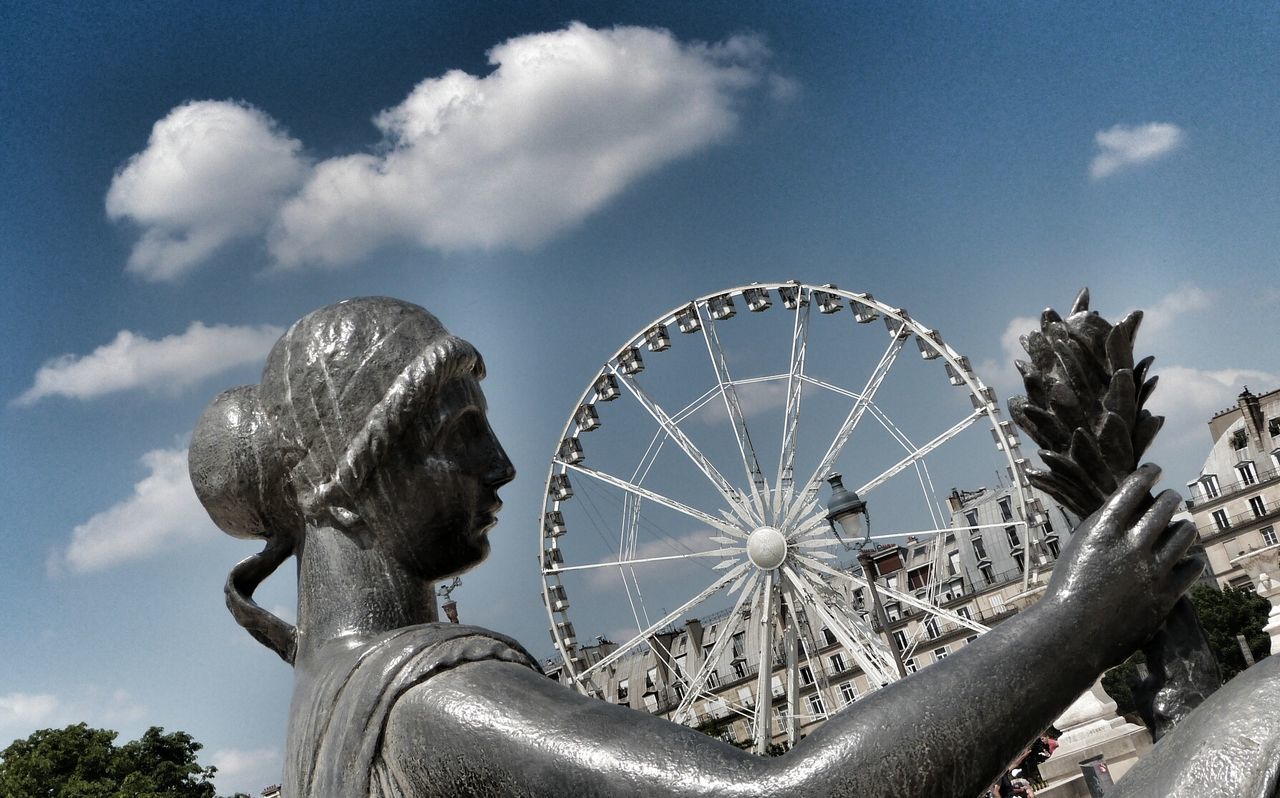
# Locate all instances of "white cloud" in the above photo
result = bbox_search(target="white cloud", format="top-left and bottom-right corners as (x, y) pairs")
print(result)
(695, 380), (791, 425)
(1089, 122), (1184, 180)
(110, 24), (777, 276)
(54, 447), (215, 574)
(0, 692), (61, 731)
(16, 321), (282, 405)
(0, 689), (147, 740)
(211, 747), (282, 795)
(269, 23), (772, 267)
(1141, 284), (1212, 338)
(106, 101), (309, 280)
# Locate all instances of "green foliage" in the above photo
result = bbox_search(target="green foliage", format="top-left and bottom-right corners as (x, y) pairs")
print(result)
(1189, 583), (1271, 681)
(0, 723), (232, 798)
(1101, 650), (1146, 718)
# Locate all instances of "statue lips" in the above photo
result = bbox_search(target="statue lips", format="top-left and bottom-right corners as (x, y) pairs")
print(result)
(474, 501), (502, 535)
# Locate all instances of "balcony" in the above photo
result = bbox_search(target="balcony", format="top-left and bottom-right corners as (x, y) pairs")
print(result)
(1187, 466), (1279, 510)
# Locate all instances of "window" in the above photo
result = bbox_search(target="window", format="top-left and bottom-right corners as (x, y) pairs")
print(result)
(1263, 526), (1278, 546)
(799, 665), (814, 685)
(944, 532), (956, 544)
(979, 563), (995, 585)
(839, 681), (858, 706)
(966, 634), (980, 644)
(771, 675), (784, 697)
(905, 658), (918, 673)
(1213, 509), (1231, 531)
(1042, 517), (1054, 535)
(956, 606), (972, 620)
(893, 630), (909, 650)
(990, 594), (1006, 614)
(807, 694), (826, 716)
(1229, 574), (1254, 591)
(643, 693), (659, 712)
(1231, 429), (1249, 450)
(707, 669), (720, 688)
(933, 646), (949, 661)
(674, 654), (687, 677)
(999, 497), (1014, 522)
(947, 550), (962, 576)
(912, 545), (927, 559)
(674, 682), (685, 701)
(646, 667), (658, 692)
(822, 627), (837, 646)
(617, 679), (629, 703)
(732, 660), (748, 680)
(731, 631), (746, 659)
(1269, 418), (1280, 438)
(1251, 496), (1268, 518)
(925, 618), (940, 639)
(776, 705), (789, 728)
(1238, 461), (1258, 487)
(965, 510), (979, 532)
(1013, 551), (1025, 571)
(829, 653), (847, 673)
(1046, 537), (1061, 558)
(737, 686), (754, 708)
(1005, 525), (1021, 548)
(972, 537), (988, 561)
(1201, 474), (1221, 499)
(886, 604), (901, 623)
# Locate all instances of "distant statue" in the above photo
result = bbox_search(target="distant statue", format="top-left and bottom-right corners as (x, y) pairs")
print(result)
(189, 296), (1275, 797)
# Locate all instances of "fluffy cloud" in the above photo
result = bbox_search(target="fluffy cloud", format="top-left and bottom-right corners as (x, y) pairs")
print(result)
(210, 747), (282, 795)
(1089, 122), (1184, 180)
(0, 689), (146, 740)
(54, 447), (214, 574)
(269, 24), (771, 266)
(106, 101), (309, 280)
(108, 24), (777, 276)
(16, 322), (281, 405)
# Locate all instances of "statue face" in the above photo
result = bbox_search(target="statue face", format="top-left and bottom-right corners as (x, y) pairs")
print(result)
(365, 375), (515, 581)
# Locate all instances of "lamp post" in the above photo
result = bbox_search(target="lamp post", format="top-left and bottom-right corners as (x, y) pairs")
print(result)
(825, 474), (908, 679)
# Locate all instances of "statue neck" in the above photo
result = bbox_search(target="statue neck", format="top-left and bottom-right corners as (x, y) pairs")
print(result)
(294, 523), (438, 665)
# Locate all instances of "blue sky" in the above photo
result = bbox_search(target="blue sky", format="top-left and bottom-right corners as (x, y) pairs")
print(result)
(2, 2), (1278, 793)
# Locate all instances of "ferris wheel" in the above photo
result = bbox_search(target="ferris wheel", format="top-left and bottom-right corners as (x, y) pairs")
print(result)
(539, 282), (1040, 753)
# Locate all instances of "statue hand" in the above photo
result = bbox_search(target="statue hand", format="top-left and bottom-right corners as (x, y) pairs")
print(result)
(1043, 463), (1200, 669)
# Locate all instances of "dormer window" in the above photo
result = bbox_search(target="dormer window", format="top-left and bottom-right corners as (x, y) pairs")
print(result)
(1237, 461), (1258, 487)
(1199, 474), (1221, 500)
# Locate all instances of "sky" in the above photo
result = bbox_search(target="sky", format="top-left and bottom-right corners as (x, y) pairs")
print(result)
(2, 2), (1279, 794)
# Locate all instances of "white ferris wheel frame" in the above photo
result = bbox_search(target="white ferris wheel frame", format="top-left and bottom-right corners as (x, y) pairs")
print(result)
(538, 282), (1043, 754)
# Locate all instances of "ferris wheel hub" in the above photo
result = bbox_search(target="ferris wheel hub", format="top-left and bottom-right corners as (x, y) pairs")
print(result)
(746, 526), (788, 570)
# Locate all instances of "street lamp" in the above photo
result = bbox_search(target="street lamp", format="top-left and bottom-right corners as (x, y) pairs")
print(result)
(824, 473), (908, 678)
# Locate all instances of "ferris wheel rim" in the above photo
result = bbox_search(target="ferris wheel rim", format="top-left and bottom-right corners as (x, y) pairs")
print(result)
(538, 281), (1040, 751)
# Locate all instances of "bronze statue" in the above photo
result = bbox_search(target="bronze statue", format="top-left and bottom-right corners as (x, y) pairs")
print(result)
(189, 295), (1274, 796)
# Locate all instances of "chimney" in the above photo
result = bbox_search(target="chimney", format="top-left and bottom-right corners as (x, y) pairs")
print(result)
(1239, 386), (1265, 448)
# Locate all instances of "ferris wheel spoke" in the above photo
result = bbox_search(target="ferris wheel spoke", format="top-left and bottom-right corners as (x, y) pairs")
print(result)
(671, 572), (762, 724)
(797, 333), (908, 507)
(854, 409), (985, 496)
(776, 289), (810, 506)
(780, 564), (900, 688)
(614, 370), (755, 527)
(575, 561), (752, 683)
(562, 463), (739, 535)
(551, 548), (741, 574)
(751, 570), (777, 753)
(798, 554), (989, 635)
(697, 306), (768, 518)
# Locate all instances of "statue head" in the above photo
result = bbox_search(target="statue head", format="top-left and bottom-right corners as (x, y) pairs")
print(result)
(189, 297), (515, 661)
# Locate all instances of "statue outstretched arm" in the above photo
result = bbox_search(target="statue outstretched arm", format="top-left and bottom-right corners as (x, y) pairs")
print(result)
(381, 466), (1197, 797)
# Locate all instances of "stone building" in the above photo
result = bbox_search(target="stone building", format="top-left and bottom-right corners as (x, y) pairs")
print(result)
(544, 482), (1075, 748)
(1185, 387), (1280, 588)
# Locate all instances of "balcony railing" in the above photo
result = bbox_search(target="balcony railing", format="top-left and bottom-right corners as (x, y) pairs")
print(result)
(1187, 466), (1279, 509)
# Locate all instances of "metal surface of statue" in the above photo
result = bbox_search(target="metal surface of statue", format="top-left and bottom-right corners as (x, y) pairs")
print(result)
(189, 295), (1252, 797)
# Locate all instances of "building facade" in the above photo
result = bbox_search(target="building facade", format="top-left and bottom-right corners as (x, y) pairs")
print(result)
(1185, 387), (1280, 588)
(544, 482), (1077, 748)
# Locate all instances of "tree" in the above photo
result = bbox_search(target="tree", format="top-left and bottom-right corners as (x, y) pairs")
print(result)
(0, 723), (239, 798)
(1188, 583), (1271, 681)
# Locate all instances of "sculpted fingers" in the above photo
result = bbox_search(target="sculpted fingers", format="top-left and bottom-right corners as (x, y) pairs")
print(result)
(1152, 520), (1198, 574)
(1096, 463), (1162, 534)
(1134, 489), (1183, 549)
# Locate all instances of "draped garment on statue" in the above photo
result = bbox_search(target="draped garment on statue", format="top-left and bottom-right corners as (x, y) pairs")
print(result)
(284, 623), (541, 797)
